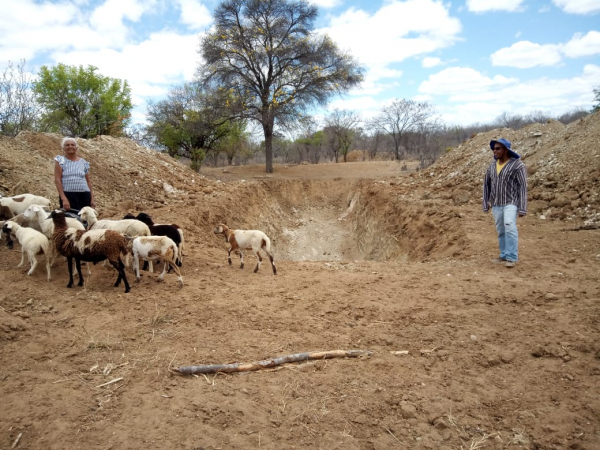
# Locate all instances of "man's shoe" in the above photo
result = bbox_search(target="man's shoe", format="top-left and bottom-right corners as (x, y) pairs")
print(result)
(492, 258), (506, 264)
(505, 261), (516, 268)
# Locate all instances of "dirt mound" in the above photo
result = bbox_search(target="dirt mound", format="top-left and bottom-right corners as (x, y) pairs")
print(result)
(412, 112), (600, 222)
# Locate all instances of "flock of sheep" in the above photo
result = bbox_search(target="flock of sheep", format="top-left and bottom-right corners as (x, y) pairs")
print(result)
(0, 192), (277, 294)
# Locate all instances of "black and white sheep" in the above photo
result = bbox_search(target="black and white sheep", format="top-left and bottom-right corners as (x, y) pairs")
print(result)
(50, 210), (131, 293)
(133, 212), (183, 267)
(213, 224), (276, 275)
(130, 236), (183, 288)
(1, 220), (52, 281)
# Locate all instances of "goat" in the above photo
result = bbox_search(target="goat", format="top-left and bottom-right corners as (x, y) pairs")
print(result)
(50, 210), (131, 293)
(213, 224), (276, 274)
(1, 221), (52, 281)
(130, 236), (183, 288)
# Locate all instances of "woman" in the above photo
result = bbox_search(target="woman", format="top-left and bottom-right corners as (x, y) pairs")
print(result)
(54, 137), (96, 211)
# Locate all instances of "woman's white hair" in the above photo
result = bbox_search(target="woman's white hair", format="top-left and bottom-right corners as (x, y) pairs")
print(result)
(61, 137), (78, 150)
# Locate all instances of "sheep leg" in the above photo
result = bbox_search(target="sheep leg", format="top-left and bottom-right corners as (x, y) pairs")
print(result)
(253, 251), (262, 273)
(110, 258), (130, 293)
(228, 248), (233, 265)
(75, 258), (84, 286)
(27, 252), (38, 276)
(45, 257), (52, 282)
(157, 261), (167, 282)
(133, 253), (141, 283)
(17, 249), (25, 268)
(264, 249), (277, 275)
(66, 256), (75, 288)
(239, 250), (244, 269)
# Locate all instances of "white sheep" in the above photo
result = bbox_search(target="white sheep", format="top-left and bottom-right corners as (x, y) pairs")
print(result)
(23, 205), (86, 265)
(1, 220), (52, 281)
(79, 207), (150, 237)
(213, 224), (277, 274)
(130, 236), (183, 288)
(0, 194), (52, 216)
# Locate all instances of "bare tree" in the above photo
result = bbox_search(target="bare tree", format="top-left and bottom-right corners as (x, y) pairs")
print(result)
(0, 60), (41, 136)
(495, 111), (525, 130)
(324, 109), (361, 162)
(375, 99), (434, 160)
(198, 0), (364, 173)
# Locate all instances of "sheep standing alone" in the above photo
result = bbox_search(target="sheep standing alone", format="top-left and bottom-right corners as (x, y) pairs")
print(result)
(0, 194), (52, 216)
(50, 210), (131, 293)
(214, 224), (276, 275)
(130, 236), (183, 288)
(1, 221), (52, 281)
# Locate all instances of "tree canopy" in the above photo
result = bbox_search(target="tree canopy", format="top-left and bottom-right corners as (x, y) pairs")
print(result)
(0, 60), (41, 137)
(198, 0), (364, 173)
(34, 64), (132, 138)
(145, 81), (241, 171)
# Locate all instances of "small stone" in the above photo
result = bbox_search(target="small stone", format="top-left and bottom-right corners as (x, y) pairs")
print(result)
(400, 401), (417, 419)
(470, 335), (477, 341)
(26, 299), (33, 305)
(545, 293), (559, 301)
(500, 352), (515, 363)
(487, 356), (501, 367)
(532, 347), (545, 358)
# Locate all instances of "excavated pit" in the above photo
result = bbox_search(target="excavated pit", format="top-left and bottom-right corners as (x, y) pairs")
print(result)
(235, 179), (467, 263)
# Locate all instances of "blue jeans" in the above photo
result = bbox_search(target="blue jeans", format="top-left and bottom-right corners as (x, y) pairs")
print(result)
(492, 205), (518, 262)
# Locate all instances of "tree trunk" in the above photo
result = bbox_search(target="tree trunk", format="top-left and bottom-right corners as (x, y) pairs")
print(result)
(262, 117), (274, 174)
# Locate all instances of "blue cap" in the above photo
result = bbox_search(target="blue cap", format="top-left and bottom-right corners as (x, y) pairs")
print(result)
(490, 138), (520, 159)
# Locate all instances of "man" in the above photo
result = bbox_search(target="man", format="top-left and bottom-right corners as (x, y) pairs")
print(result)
(482, 138), (527, 268)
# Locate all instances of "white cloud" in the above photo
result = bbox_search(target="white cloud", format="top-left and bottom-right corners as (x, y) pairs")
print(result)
(321, 0), (461, 67)
(309, 0), (342, 7)
(50, 31), (202, 98)
(422, 57), (442, 68)
(175, 0), (212, 30)
(552, 0), (600, 14)
(562, 31), (600, 57)
(419, 64), (600, 125)
(466, 0), (525, 13)
(491, 31), (600, 68)
(491, 41), (562, 68)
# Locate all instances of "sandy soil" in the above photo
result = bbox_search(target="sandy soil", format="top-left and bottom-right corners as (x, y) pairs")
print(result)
(1, 125), (600, 449)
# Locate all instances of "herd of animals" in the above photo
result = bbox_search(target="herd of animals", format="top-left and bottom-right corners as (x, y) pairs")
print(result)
(0, 193), (277, 294)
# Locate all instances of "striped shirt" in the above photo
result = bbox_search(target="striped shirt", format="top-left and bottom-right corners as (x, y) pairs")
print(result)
(483, 158), (528, 215)
(54, 155), (90, 192)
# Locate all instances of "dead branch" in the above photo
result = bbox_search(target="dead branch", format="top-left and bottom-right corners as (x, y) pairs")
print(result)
(173, 349), (373, 375)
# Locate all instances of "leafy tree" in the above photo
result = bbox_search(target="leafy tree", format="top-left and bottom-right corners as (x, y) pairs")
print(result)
(145, 81), (235, 171)
(375, 99), (434, 160)
(34, 64), (132, 138)
(199, 0), (364, 173)
(0, 60), (42, 136)
(324, 109), (360, 162)
(593, 86), (600, 112)
(216, 120), (249, 165)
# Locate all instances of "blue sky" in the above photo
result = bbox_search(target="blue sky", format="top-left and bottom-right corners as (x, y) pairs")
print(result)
(1, 0), (599, 128)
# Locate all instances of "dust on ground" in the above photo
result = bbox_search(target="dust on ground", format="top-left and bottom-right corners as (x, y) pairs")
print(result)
(0, 114), (599, 450)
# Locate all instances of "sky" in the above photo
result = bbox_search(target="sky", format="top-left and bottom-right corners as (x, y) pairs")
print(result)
(1, 0), (599, 129)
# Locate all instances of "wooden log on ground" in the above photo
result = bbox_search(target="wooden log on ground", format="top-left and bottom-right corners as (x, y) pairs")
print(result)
(173, 349), (373, 375)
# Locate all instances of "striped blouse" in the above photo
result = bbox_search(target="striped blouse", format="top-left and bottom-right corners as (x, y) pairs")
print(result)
(482, 158), (528, 215)
(54, 155), (90, 192)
